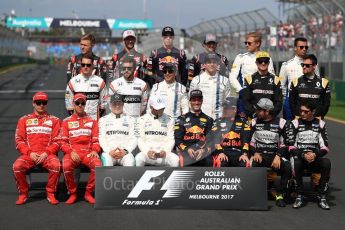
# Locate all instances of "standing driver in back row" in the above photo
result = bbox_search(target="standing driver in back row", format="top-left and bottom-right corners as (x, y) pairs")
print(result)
(66, 33), (107, 83)
(146, 26), (187, 87)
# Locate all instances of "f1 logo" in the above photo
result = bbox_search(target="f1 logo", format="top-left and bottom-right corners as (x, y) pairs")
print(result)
(127, 170), (165, 198)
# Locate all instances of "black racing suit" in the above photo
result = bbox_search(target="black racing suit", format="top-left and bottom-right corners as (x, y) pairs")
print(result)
(188, 52), (230, 86)
(288, 118), (331, 195)
(174, 111), (213, 166)
(147, 46), (187, 87)
(207, 116), (251, 167)
(289, 75), (331, 118)
(242, 72), (283, 118)
(66, 53), (107, 83)
(250, 117), (292, 194)
(107, 49), (147, 83)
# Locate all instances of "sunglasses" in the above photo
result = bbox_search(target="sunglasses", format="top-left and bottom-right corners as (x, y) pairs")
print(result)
(257, 59), (270, 64)
(163, 69), (174, 74)
(301, 63), (313, 68)
(75, 101), (86, 106)
(298, 46), (309, 50)
(123, 66), (133, 71)
(81, 63), (92, 67)
(244, 41), (253, 46)
(300, 109), (311, 114)
(34, 100), (47, 106)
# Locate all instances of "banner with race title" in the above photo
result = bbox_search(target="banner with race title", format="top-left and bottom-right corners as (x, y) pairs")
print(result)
(95, 167), (267, 210)
(6, 17), (153, 30)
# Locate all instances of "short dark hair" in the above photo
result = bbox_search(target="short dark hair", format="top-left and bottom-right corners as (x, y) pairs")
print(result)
(300, 101), (317, 112)
(121, 56), (136, 68)
(81, 34), (96, 45)
(303, 54), (318, 65)
(294, 37), (308, 47)
(81, 53), (94, 63)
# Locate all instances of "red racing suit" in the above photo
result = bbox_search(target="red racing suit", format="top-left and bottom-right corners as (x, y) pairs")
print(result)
(60, 114), (101, 193)
(13, 112), (61, 194)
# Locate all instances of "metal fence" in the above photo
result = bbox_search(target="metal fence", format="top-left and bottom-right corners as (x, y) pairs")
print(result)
(140, 4), (344, 80)
(0, 25), (29, 57)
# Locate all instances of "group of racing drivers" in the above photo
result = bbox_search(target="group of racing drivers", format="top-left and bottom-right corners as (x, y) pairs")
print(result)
(13, 27), (332, 210)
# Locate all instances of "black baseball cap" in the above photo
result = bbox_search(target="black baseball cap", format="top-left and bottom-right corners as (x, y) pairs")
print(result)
(222, 97), (237, 108)
(205, 52), (220, 63)
(162, 26), (175, 36)
(189, 90), (203, 100)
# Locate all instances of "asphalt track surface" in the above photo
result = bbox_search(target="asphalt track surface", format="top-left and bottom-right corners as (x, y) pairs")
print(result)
(0, 64), (344, 230)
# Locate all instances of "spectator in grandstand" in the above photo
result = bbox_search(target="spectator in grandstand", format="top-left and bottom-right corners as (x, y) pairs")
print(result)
(107, 30), (147, 83)
(174, 90), (214, 167)
(187, 33), (230, 87)
(229, 32), (275, 94)
(99, 94), (137, 166)
(279, 37), (320, 120)
(135, 95), (179, 167)
(61, 93), (102, 205)
(65, 54), (107, 120)
(109, 56), (149, 117)
(289, 54), (330, 119)
(146, 26), (187, 87)
(189, 53), (231, 120)
(250, 98), (291, 207)
(206, 97), (251, 167)
(289, 102), (331, 210)
(242, 51), (282, 119)
(66, 33), (107, 83)
(147, 62), (189, 120)
(13, 92), (61, 205)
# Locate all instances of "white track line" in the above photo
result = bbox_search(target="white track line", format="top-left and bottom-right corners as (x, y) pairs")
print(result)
(0, 89), (65, 93)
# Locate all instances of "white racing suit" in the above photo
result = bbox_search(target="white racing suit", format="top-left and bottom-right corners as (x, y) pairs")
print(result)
(99, 113), (137, 166)
(147, 81), (189, 120)
(65, 74), (107, 120)
(229, 52), (275, 93)
(109, 77), (148, 117)
(136, 113), (179, 166)
(189, 72), (231, 120)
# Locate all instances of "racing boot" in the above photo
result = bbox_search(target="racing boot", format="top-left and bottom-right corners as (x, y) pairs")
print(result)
(84, 191), (95, 204)
(47, 192), (59, 205)
(318, 194), (330, 210)
(16, 193), (28, 205)
(275, 194), (286, 207)
(65, 193), (77, 205)
(292, 194), (303, 209)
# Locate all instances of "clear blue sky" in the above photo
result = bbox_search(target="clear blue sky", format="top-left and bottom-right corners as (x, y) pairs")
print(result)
(1, 0), (282, 28)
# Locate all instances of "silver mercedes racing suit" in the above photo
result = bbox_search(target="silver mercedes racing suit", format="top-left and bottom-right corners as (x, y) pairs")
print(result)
(135, 112), (179, 166)
(189, 72), (231, 120)
(65, 74), (107, 120)
(99, 113), (137, 166)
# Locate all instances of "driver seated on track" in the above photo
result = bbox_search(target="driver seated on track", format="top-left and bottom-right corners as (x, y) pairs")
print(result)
(60, 93), (102, 205)
(174, 90), (214, 167)
(99, 94), (137, 167)
(135, 95), (179, 167)
(249, 98), (292, 207)
(289, 102), (331, 210)
(206, 97), (251, 167)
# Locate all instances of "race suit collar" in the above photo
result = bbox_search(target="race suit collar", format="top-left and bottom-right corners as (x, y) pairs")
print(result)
(32, 111), (48, 118)
(110, 113), (124, 119)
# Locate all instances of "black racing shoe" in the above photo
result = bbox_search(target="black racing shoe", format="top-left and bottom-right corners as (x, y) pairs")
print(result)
(275, 194), (286, 207)
(318, 195), (330, 210)
(293, 195), (303, 209)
